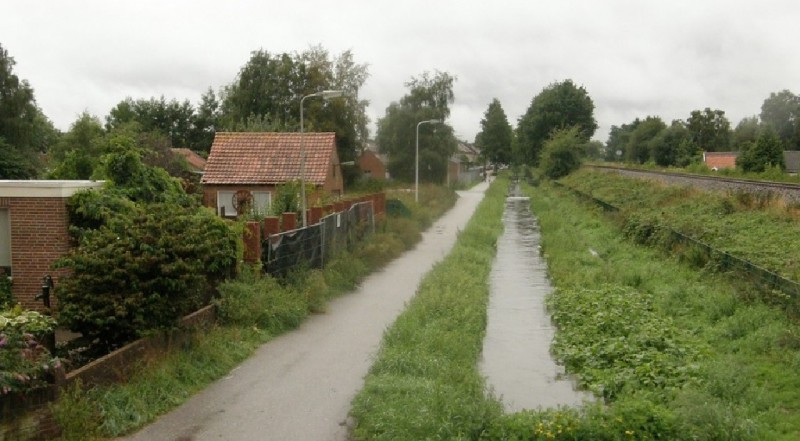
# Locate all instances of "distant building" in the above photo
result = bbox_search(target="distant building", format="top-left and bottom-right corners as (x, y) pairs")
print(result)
(703, 151), (739, 170)
(703, 150), (800, 173)
(357, 140), (388, 180)
(201, 132), (344, 218)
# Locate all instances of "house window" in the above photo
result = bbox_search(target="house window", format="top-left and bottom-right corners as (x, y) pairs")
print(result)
(0, 209), (10, 274)
(217, 191), (236, 217)
(253, 191), (271, 215)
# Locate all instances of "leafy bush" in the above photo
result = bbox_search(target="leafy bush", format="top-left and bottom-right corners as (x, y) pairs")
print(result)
(538, 127), (584, 179)
(57, 203), (237, 349)
(0, 306), (59, 394)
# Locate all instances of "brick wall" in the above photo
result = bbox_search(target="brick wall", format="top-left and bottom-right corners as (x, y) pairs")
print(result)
(2, 197), (71, 312)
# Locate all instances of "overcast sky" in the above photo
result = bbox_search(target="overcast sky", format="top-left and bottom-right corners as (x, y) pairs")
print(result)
(2, 0), (799, 143)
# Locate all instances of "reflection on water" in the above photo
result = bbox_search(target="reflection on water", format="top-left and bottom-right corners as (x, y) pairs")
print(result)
(480, 183), (591, 412)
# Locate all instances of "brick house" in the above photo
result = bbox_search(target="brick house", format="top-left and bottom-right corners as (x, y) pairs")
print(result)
(201, 132), (344, 218)
(703, 151), (739, 170)
(0, 180), (104, 311)
(357, 149), (387, 180)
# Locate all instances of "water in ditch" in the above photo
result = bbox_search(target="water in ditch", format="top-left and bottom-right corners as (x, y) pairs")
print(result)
(480, 182), (592, 412)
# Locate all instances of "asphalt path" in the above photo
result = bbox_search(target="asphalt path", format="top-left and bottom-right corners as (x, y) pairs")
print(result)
(120, 181), (489, 441)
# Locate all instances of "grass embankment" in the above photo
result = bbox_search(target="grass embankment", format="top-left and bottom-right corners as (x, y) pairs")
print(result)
(51, 184), (457, 440)
(563, 168), (800, 282)
(350, 176), (800, 440)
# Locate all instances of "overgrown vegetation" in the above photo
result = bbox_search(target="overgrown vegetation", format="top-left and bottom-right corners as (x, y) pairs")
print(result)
(56, 149), (237, 351)
(50, 184), (457, 439)
(522, 179), (800, 439)
(560, 168), (800, 283)
(350, 175), (800, 440)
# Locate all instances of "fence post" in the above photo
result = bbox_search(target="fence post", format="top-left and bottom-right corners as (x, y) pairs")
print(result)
(309, 206), (323, 225)
(243, 221), (261, 263)
(263, 217), (280, 237)
(282, 212), (297, 231)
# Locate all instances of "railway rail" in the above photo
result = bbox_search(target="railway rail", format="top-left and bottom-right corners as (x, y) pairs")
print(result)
(586, 164), (800, 204)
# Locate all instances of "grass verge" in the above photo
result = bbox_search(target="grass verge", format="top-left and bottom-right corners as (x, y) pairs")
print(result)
(349, 176), (507, 440)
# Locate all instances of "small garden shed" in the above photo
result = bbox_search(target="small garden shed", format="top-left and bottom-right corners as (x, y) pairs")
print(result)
(201, 132), (344, 217)
(0, 180), (104, 311)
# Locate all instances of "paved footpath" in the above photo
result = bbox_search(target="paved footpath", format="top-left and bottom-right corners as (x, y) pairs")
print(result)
(121, 182), (489, 441)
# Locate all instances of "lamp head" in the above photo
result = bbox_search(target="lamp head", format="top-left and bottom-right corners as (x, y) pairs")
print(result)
(320, 90), (344, 99)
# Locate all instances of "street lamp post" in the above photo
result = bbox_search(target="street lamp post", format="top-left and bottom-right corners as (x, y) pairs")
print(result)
(415, 119), (442, 203)
(300, 90), (344, 227)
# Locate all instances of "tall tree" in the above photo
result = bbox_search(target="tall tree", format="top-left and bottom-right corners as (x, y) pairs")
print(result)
(605, 119), (640, 161)
(516, 79), (597, 166)
(475, 98), (513, 165)
(220, 46), (370, 185)
(0, 43), (56, 178)
(736, 126), (785, 172)
(625, 116), (665, 164)
(732, 116), (761, 151)
(376, 71), (457, 183)
(651, 120), (690, 167)
(106, 96), (195, 148)
(760, 89), (800, 150)
(686, 108), (732, 152)
(48, 112), (105, 179)
(189, 87), (220, 153)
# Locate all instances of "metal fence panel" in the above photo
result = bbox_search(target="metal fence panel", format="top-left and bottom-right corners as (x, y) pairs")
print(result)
(263, 201), (374, 275)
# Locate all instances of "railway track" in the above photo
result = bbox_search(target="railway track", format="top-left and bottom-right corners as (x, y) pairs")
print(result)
(586, 164), (800, 204)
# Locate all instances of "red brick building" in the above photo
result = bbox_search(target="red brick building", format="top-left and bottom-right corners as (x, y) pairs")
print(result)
(703, 151), (739, 170)
(0, 180), (104, 311)
(357, 149), (387, 180)
(201, 132), (344, 218)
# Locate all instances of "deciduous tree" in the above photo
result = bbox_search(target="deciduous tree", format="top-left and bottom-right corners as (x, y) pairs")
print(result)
(760, 89), (800, 150)
(625, 116), (665, 164)
(736, 126), (785, 172)
(376, 71), (457, 183)
(686, 108), (731, 152)
(516, 80), (597, 166)
(0, 43), (56, 178)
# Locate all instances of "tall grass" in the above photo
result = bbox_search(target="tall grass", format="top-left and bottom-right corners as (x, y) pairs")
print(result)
(349, 177), (507, 441)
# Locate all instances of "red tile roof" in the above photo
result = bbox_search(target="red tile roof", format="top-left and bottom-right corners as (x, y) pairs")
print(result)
(201, 132), (337, 185)
(171, 148), (207, 171)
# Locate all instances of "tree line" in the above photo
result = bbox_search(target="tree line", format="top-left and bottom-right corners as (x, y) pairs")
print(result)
(474, 82), (799, 177)
(604, 90), (799, 172)
(0, 43), (370, 184)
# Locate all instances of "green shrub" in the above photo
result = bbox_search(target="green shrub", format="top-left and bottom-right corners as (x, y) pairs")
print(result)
(0, 306), (59, 395)
(538, 127), (584, 179)
(57, 203), (237, 349)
